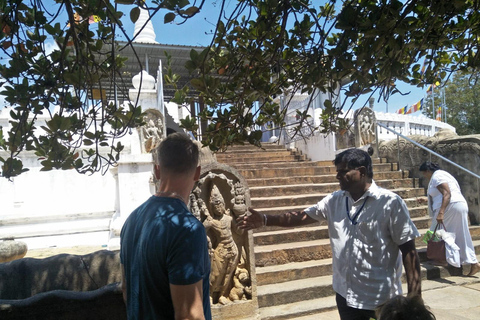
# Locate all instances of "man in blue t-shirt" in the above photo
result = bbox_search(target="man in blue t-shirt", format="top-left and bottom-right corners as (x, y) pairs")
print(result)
(120, 133), (211, 320)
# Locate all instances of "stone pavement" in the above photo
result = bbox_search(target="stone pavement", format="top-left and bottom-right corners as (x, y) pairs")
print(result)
(296, 274), (480, 320)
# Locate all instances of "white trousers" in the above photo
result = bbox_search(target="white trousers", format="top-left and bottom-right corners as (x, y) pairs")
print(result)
(431, 202), (478, 265)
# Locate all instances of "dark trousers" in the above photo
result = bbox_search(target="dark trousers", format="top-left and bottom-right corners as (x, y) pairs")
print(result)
(336, 293), (377, 320)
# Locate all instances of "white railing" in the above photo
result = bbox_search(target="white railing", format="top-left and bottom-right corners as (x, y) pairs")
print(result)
(366, 112), (455, 141)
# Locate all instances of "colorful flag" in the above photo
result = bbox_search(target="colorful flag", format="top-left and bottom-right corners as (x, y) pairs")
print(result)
(89, 15), (102, 24)
(436, 106), (442, 121)
(426, 84), (434, 95)
(412, 98), (424, 112)
(421, 58), (429, 75)
(404, 98), (424, 114)
(396, 105), (408, 114)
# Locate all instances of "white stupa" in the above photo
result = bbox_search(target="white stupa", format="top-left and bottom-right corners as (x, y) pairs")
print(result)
(133, 7), (158, 44)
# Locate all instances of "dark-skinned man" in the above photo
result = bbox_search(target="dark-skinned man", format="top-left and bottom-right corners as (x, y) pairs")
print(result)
(237, 148), (421, 320)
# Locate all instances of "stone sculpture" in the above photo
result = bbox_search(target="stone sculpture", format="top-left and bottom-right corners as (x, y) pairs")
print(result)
(0, 238), (27, 263)
(203, 185), (240, 304)
(189, 164), (255, 308)
(139, 109), (164, 153)
(354, 107), (376, 147)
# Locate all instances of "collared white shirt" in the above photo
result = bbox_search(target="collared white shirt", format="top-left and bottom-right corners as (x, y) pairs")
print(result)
(304, 181), (420, 310)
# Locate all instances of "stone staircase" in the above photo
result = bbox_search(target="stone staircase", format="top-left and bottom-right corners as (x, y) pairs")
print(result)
(216, 143), (480, 320)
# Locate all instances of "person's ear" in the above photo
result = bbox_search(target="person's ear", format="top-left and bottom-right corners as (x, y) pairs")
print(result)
(358, 166), (367, 177)
(154, 164), (161, 180)
(193, 166), (201, 181)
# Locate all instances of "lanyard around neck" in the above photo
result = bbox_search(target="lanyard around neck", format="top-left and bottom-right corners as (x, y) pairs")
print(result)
(345, 196), (368, 225)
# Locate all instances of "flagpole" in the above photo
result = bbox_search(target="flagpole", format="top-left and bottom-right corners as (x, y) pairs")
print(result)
(431, 85), (435, 119)
(443, 88), (446, 123)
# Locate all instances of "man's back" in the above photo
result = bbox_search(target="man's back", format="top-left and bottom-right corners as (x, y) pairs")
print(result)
(120, 196), (211, 319)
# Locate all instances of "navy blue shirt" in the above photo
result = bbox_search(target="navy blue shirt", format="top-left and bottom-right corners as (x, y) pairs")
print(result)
(120, 196), (211, 319)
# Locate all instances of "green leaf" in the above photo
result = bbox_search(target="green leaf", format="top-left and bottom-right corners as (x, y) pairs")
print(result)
(178, 0), (190, 9)
(164, 12), (176, 24)
(115, 0), (135, 4)
(130, 7), (140, 23)
(183, 6), (199, 17)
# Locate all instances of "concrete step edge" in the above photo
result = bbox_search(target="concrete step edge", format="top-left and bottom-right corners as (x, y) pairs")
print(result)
(256, 258), (333, 275)
(259, 295), (337, 320)
(253, 225), (328, 238)
(249, 180), (423, 190)
(251, 187), (424, 201)
(255, 238), (330, 253)
(257, 275), (332, 296)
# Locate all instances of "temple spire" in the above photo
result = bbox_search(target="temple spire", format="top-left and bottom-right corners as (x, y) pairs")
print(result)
(133, 7), (158, 44)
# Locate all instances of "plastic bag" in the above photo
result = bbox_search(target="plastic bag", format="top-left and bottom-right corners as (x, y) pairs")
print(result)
(423, 228), (460, 267)
(441, 230), (460, 268)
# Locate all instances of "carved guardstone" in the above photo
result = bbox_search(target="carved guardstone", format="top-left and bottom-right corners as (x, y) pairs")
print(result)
(190, 162), (260, 320)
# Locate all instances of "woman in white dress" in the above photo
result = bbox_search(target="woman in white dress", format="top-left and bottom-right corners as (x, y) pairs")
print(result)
(419, 161), (480, 276)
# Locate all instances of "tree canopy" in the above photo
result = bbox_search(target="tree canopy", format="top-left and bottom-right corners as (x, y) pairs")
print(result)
(1, 0), (480, 178)
(423, 70), (480, 135)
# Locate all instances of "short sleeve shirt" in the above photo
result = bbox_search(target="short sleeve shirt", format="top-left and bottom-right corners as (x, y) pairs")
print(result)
(304, 181), (420, 310)
(428, 170), (466, 211)
(120, 196), (211, 320)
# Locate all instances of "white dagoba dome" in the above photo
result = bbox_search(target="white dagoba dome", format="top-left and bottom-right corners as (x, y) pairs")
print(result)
(132, 70), (156, 90)
(133, 7), (158, 44)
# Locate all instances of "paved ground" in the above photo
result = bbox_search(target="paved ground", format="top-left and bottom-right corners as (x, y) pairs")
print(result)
(302, 275), (480, 320)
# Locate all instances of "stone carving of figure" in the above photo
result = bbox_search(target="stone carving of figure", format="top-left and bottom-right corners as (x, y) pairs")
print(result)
(228, 267), (252, 302)
(189, 187), (202, 221)
(140, 110), (164, 153)
(354, 107), (376, 147)
(232, 183), (247, 217)
(203, 184), (239, 304)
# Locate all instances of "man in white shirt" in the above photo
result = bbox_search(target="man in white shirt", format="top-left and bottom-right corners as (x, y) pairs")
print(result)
(237, 148), (421, 320)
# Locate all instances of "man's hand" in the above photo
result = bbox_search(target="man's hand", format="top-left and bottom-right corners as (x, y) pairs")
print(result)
(236, 207), (265, 230)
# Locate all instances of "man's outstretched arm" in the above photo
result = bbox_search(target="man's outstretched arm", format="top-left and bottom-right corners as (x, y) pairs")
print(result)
(237, 207), (317, 230)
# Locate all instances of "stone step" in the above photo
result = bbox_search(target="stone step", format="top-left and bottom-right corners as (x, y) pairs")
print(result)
(256, 258), (334, 286)
(245, 171), (410, 187)
(217, 154), (301, 164)
(258, 261), (480, 320)
(236, 163), (399, 178)
(251, 193), (329, 209)
(255, 238), (331, 267)
(253, 217), (432, 247)
(216, 150), (293, 160)
(252, 198), (428, 218)
(254, 231), (480, 287)
(249, 180), (422, 198)
(220, 144), (286, 153)
(258, 275), (334, 308)
(254, 222), (439, 269)
(0, 218), (111, 240)
(251, 188), (425, 208)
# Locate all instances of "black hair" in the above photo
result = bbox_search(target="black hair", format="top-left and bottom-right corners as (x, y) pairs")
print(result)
(157, 132), (199, 174)
(376, 295), (436, 320)
(419, 161), (441, 172)
(334, 148), (373, 179)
